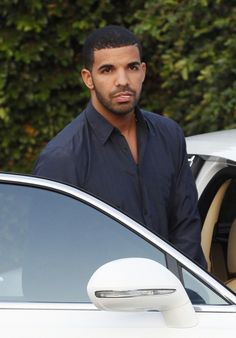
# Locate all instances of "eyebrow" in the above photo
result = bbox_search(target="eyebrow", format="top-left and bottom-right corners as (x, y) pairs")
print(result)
(97, 64), (113, 72)
(98, 61), (141, 72)
(128, 61), (141, 67)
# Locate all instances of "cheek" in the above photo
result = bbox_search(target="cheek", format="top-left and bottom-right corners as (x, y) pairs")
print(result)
(94, 76), (113, 90)
(132, 73), (145, 86)
(135, 77), (144, 92)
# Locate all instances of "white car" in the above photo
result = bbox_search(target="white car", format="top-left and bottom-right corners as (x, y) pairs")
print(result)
(187, 129), (236, 291)
(0, 129), (235, 337)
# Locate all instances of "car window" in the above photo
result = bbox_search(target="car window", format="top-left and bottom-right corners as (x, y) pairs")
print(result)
(0, 181), (230, 306)
(182, 268), (228, 305)
(0, 183), (165, 303)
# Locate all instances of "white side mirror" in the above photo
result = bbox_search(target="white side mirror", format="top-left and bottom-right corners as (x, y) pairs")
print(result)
(87, 257), (198, 328)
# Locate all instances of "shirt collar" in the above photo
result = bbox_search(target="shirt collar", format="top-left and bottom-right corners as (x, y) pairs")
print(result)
(85, 101), (149, 144)
(85, 102), (114, 144)
(135, 106), (149, 129)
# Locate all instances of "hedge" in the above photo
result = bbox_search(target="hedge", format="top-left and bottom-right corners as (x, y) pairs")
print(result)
(0, 0), (235, 173)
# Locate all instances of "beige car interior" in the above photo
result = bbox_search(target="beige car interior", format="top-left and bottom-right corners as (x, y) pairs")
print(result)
(201, 179), (236, 292)
(225, 219), (236, 291)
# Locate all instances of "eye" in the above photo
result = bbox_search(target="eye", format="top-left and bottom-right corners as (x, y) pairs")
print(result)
(129, 63), (139, 71)
(101, 66), (113, 73)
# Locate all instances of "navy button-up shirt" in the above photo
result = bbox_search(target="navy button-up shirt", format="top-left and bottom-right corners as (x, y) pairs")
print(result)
(33, 102), (206, 267)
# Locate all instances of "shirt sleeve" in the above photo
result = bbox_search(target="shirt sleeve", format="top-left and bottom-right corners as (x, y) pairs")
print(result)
(32, 147), (78, 188)
(168, 127), (207, 269)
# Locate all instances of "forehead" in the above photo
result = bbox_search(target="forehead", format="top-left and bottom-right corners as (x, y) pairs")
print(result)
(93, 45), (141, 68)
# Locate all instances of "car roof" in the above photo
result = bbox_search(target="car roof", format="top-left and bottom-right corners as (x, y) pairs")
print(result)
(186, 129), (236, 162)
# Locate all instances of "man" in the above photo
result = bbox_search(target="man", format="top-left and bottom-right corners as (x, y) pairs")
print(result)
(33, 25), (206, 268)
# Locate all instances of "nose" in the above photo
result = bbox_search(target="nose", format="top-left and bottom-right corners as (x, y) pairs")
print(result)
(115, 69), (129, 87)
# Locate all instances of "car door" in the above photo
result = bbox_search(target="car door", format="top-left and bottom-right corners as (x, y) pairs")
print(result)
(188, 154), (236, 289)
(0, 173), (235, 338)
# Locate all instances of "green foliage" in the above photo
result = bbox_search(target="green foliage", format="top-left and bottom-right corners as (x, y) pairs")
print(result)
(134, 0), (236, 133)
(0, 0), (236, 173)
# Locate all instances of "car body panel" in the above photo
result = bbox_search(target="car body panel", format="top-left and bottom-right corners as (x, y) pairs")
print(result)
(0, 307), (236, 338)
(0, 309), (236, 338)
(186, 129), (236, 163)
(193, 160), (228, 197)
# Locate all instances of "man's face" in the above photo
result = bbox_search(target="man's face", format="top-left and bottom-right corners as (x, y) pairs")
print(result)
(82, 45), (146, 117)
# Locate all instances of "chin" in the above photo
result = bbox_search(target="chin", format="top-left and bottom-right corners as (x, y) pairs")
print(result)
(111, 104), (136, 116)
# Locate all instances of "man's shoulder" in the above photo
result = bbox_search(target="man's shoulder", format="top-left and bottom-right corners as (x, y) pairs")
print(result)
(33, 107), (91, 178)
(140, 109), (187, 157)
(141, 109), (182, 134)
(44, 110), (88, 152)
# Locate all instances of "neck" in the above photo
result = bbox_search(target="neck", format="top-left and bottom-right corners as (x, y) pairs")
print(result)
(92, 101), (136, 134)
(109, 112), (136, 135)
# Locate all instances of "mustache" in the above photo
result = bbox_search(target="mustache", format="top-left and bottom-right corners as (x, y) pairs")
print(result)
(110, 87), (135, 97)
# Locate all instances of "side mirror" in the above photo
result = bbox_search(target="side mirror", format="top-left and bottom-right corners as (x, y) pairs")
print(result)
(87, 257), (198, 328)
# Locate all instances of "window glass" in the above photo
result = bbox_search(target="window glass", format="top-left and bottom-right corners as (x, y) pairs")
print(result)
(182, 268), (228, 305)
(0, 183), (165, 303)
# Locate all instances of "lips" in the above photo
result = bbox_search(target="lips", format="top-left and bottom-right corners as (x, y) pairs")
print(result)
(113, 91), (133, 103)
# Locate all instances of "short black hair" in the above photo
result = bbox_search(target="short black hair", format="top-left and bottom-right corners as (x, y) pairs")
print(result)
(82, 25), (142, 70)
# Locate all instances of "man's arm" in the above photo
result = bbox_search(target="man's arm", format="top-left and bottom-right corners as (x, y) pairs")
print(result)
(168, 130), (207, 269)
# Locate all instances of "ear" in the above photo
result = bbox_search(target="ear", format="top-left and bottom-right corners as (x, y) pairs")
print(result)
(81, 68), (94, 90)
(141, 62), (146, 83)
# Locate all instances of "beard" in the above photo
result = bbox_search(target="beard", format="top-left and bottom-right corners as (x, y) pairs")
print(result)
(93, 84), (140, 116)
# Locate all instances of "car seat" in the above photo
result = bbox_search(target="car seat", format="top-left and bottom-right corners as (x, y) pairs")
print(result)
(201, 179), (231, 272)
(225, 219), (236, 292)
